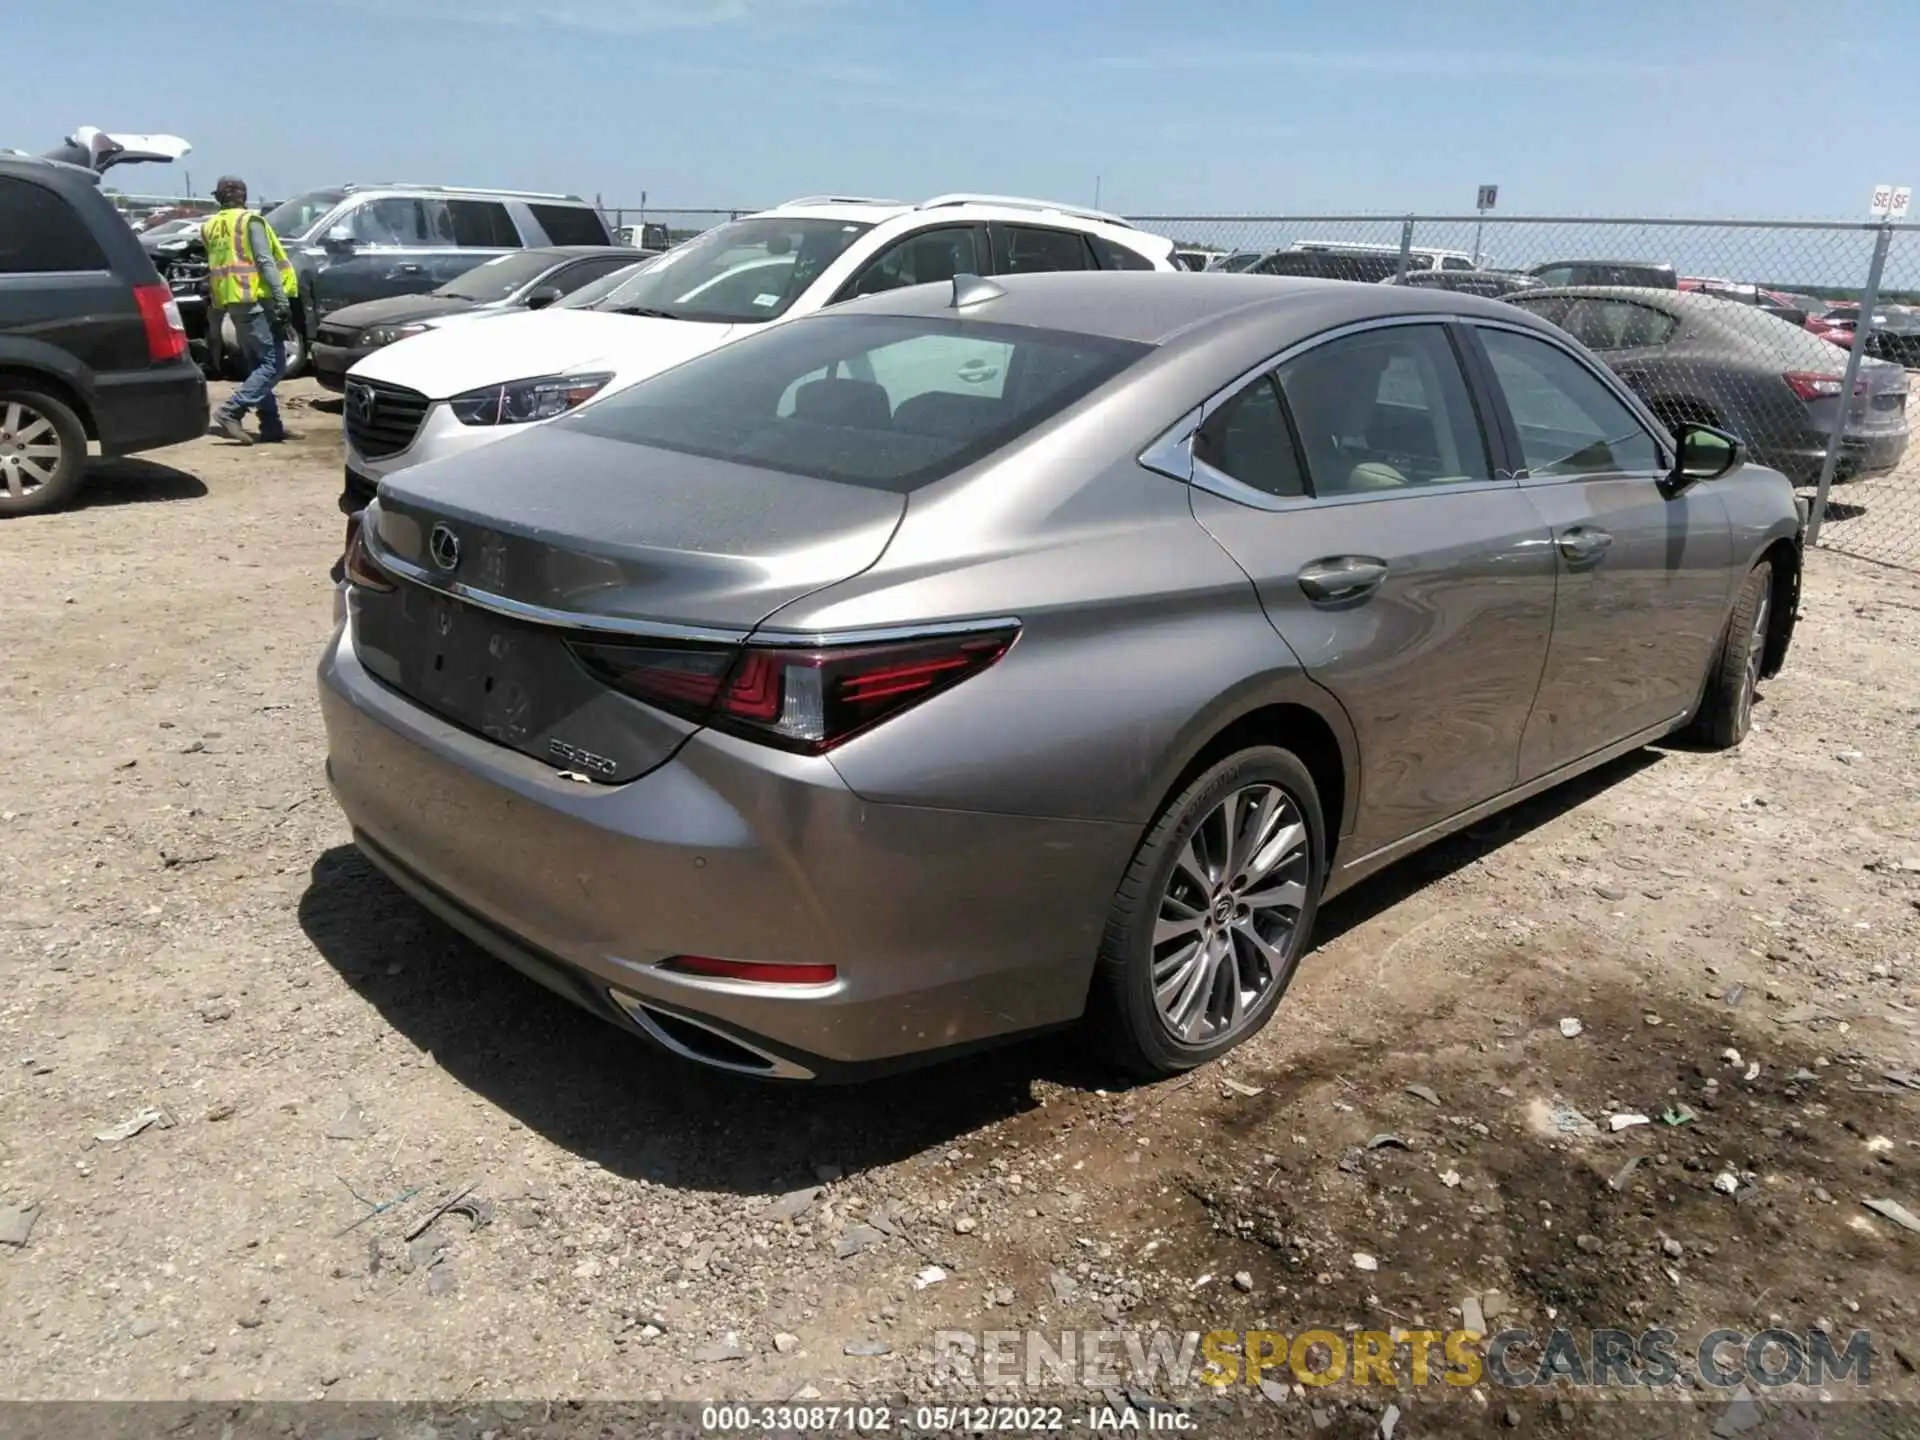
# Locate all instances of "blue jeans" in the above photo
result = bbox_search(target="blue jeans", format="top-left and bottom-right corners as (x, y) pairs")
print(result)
(221, 308), (285, 433)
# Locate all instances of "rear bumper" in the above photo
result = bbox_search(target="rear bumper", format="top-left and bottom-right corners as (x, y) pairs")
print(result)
(1766, 426), (1907, 485)
(317, 617), (1130, 1079)
(90, 360), (209, 456)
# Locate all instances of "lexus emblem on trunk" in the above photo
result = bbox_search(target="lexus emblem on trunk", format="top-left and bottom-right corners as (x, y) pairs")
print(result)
(428, 523), (461, 573)
(348, 382), (376, 426)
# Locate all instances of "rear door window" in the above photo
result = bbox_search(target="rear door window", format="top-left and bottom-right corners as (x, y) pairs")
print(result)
(527, 204), (611, 245)
(445, 200), (521, 248)
(0, 177), (108, 272)
(1275, 325), (1493, 495)
(1565, 299), (1677, 350)
(997, 225), (1093, 274)
(566, 313), (1148, 492)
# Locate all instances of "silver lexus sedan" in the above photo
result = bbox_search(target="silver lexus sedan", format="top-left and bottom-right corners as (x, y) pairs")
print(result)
(320, 271), (1806, 1082)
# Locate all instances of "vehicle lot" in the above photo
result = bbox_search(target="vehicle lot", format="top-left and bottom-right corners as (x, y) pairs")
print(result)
(4, 383), (1920, 1428)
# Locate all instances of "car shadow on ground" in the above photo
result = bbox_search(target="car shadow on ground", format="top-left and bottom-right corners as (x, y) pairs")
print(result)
(76, 455), (208, 507)
(297, 747), (1664, 1196)
(305, 396), (343, 415)
(1311, 747), (1664, 947)
(298, 843), (1096, 1196)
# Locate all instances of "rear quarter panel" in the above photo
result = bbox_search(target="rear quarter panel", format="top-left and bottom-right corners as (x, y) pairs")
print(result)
(771, 459), (1356, 828)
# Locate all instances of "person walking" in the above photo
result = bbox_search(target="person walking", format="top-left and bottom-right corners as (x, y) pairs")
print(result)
(201, 177), (298, 444)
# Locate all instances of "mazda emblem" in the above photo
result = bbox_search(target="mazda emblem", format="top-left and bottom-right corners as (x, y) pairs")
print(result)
(348, 382), (376, 425)
(428, 522), (461, 573)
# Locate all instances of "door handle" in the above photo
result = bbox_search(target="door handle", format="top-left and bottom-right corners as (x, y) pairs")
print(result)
(396, 263), (423, 273)
(1298, 556), (1389, 601)
(1558, 527), (1613, 562)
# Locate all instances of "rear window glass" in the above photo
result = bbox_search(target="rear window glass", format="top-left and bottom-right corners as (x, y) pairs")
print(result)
(0, 177), (109, 273)
(566, 313), (1150, 493)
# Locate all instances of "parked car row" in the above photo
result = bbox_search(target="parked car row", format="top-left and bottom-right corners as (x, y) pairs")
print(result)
(146, 181), (618, 378)
(333, 192), (1177, 525)
(310, 244), (654, 390)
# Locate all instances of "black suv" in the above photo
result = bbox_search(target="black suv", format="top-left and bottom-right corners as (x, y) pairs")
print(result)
(0, 156), (207, 515)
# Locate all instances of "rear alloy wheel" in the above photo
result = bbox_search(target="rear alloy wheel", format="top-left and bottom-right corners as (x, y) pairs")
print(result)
(1092, 746), (1325, 1077)
(0, 388), (86, 517)
(1688, 560), (1773, 749)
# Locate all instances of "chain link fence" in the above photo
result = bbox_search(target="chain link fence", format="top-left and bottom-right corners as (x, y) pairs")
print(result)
(603, 207), (750, 249)
(1129, 213), (1920, 571)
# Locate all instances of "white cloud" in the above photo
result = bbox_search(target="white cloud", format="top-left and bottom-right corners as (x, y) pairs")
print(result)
(320, 0), (845, 35)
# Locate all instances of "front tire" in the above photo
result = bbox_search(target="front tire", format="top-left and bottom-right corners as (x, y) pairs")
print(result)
(1091, 746), (1326, 1078)
(0, 387), (87, 517)
(1688, 560), (1773, 749)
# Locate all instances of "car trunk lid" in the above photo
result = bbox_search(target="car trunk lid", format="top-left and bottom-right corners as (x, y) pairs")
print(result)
(351, 428), (904, 781)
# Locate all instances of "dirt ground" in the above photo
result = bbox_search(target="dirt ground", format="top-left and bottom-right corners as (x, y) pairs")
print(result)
(3, 379), (1920, 1437)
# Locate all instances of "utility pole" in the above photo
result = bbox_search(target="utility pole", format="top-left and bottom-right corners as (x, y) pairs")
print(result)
(1093, 174), (1102, 210)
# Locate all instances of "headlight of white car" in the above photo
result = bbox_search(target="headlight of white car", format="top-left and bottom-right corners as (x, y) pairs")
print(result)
(448, 372), (614, 426)
(363, 323), (430, 346)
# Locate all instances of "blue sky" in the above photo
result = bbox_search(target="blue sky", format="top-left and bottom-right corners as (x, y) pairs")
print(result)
(5, 0), (1913, 219)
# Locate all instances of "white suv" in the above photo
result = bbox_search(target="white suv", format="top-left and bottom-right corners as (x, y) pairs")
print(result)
(337, 193), (1176, 510)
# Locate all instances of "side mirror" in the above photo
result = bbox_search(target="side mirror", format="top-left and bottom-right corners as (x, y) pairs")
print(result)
(323, 223), (357, 251)
(524, 285), (563, 310)
(1664, 422), (1742, 495)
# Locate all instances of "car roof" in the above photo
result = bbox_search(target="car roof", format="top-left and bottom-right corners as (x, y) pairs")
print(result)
(826, 270), (1538, 347)
(752, 192), (1148, 239)
(1515, 285), (1724, 310)
(1529, 259), (1674, 270)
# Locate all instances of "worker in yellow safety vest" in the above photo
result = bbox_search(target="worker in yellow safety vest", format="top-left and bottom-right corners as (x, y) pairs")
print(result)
(201, 177), (299, 444)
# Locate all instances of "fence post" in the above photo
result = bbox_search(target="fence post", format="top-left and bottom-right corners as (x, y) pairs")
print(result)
(1807, 223), (1893, 546)
(1396, 217), (1415, 283)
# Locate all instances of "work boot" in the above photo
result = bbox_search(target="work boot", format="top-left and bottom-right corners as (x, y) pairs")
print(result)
(256, 426), (295, 444)
(207, 412), (252, 445)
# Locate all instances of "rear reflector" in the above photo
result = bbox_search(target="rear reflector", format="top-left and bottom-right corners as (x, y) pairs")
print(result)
(131, 283), (188, 363)
(661, 955), (838, 985)
(570, 625), (1018, 754)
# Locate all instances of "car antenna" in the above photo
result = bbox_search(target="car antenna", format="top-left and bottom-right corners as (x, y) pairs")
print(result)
(950, 273), (1005, 308)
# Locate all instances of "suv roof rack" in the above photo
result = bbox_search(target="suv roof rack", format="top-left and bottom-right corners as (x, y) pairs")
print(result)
(915, 193), (1135, 230)
(342, 182), (585, 201)
(776, 194), (908, 209)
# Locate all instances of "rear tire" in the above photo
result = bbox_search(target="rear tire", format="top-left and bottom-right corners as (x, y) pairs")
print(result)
(1089, 746), (1325, 1078)
(0, 386), (87, 517)
(1688, 560), (1773, 750)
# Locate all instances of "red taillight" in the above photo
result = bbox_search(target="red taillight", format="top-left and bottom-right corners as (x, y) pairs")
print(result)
(661, 955), (838, 985)
(131, 283), (187, 363)
(343, 516), (394, 592)
(569, 625), (1018, 754)
(1784, 371), (1847, 401)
